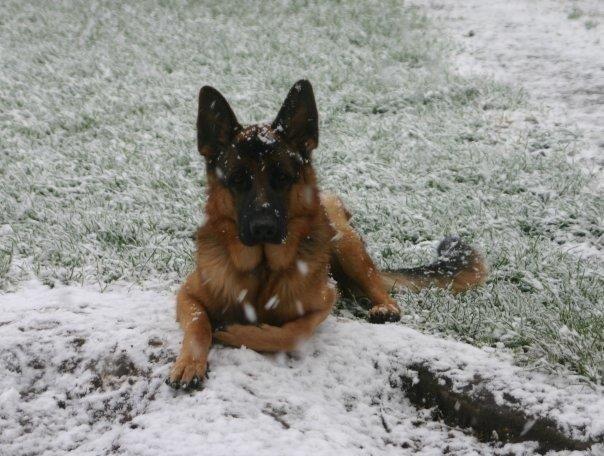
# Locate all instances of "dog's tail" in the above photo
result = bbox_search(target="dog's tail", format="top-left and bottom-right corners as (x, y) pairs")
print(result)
(381, 236), (488, 294)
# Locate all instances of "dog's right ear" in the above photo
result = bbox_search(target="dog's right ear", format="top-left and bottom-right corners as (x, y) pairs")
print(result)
(197, 86), (241, 158)
(272, 80), (319, 156)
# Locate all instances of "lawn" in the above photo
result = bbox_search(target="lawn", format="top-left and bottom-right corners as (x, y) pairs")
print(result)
(1, 0), (602, 385)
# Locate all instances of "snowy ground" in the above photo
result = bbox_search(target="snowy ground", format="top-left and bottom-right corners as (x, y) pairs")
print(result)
(1, 282), (603, 455)
(412, 0), (603, 185)
(1, 0), (603, 454)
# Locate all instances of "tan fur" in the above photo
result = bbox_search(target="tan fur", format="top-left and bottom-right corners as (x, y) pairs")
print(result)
(321, 193), (400, 320)
(169, 82), (488, 387)
(169, 165), (337, 385)
(169, 184), (487, 386)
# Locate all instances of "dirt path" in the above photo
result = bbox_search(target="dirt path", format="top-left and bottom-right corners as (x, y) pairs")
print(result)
(414, 0), (603, 181)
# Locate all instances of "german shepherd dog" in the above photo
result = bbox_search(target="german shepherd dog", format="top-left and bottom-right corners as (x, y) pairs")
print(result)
(167, 80), (487, 389)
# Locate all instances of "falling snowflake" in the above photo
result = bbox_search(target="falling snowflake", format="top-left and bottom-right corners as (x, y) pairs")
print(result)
(296, 260), (309, 276)
(265, 295), (279, 310)
(237, 289), (248, 302)
(243, 303), (257, 323)
(295, 300), (304, 316)
(520, 419), (536, 437)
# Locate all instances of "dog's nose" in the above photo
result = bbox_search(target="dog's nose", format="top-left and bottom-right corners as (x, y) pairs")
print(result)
(249, 216), (280, 243)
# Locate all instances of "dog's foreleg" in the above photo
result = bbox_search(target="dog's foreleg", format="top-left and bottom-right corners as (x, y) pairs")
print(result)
(214, 289), (334, 352)
(321, 193), (401, 323)
(167, 276), (212, 389)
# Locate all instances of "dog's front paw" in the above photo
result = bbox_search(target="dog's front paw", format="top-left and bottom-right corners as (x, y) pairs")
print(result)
(368, 301), (401, 324)
(166, 355), (207, 391)
(213, 324), (260, 347)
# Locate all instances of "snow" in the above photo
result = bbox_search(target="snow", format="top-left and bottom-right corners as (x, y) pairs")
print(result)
(1, 281), (602, 455)
(295, 300), (305, 316)
(412, 0), (604, 191)
(237, 289), (248, 303)
(257, 125), (277, 145)
(521, 419), (537, 438)
(0, 225), (13, 237)
(243, 303), (257, 323)
(265, 295), (280, 310)
(296, 259), (309, 276)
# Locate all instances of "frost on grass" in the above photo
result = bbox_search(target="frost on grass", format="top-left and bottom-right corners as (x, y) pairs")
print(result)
(0, 0), (602, 381)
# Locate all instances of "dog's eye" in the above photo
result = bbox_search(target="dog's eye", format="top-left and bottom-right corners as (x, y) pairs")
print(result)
(271, 170), (291, 188)
(228, 170), (251, 190)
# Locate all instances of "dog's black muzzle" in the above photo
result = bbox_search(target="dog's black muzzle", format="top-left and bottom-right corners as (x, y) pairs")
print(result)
(239, 209), (286, 246)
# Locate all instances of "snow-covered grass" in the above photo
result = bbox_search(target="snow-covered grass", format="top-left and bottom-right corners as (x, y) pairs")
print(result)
(413, 0), (604, 175)
(0, 0), (602, 390)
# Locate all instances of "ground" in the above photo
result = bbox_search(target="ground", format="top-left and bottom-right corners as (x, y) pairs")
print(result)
(0, 1), (602, 455)
(2, 282), (603, 455)
(414, 0), (603, 170)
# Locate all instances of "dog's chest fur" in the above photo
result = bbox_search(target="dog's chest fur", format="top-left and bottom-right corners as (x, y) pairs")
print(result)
(196, 216), (333, 327)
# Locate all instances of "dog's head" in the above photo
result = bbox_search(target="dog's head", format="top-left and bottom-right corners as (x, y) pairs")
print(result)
(197, 80), (319, 246)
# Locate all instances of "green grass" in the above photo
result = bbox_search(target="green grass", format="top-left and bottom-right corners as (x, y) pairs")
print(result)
(568, 6), (584, 20)
(0, 0), (602, 383)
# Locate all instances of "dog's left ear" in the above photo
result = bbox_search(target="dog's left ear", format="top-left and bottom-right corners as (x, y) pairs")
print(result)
(272, 80), (318, 155)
